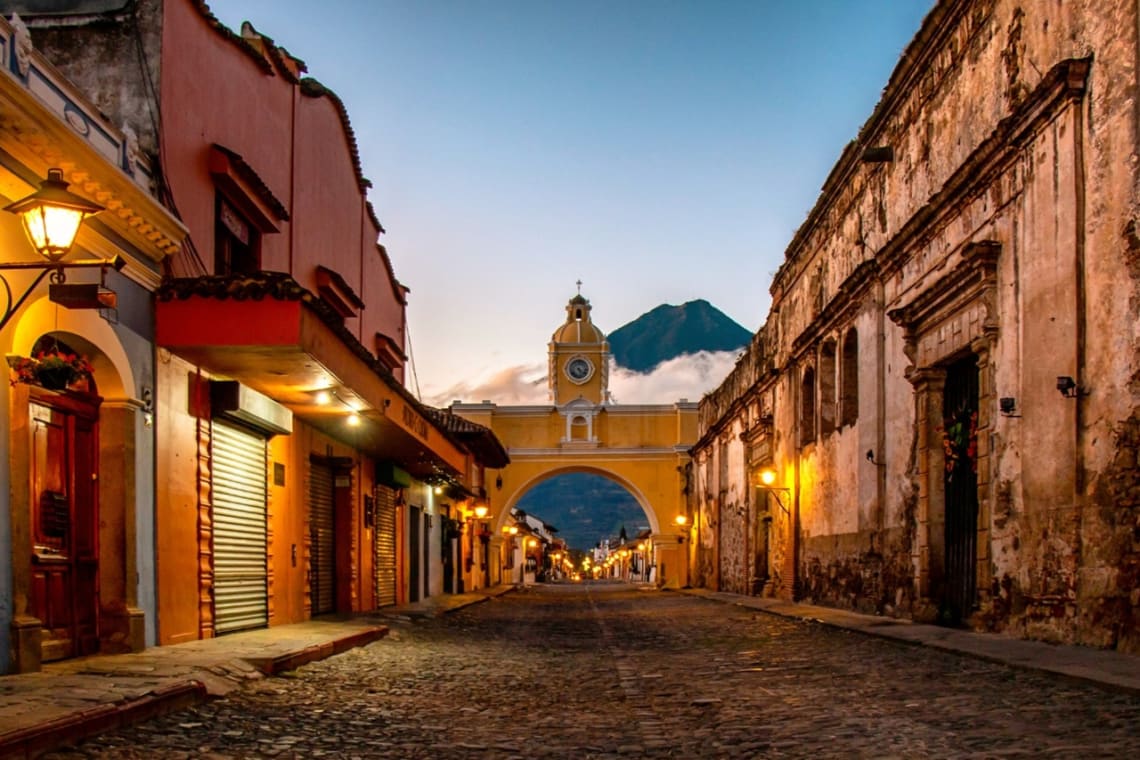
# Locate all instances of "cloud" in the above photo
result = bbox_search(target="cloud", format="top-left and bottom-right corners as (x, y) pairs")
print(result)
(425, 363), (548, 406)
(424, 350), (741, 407)
(608, 350), (740, 404)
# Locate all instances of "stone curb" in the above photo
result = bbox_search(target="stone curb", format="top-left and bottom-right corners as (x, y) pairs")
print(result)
(380, 584), (517, 620)
(243, 625), (388, 675)
(0, 624), (389, 759)
(0, 680), (207, 760)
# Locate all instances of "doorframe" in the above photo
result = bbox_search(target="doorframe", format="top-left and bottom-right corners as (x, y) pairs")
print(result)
(889, 242), (1000, 622)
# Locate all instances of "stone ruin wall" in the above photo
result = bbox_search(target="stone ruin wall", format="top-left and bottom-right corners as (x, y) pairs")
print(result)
(696, 0), (1140, 648)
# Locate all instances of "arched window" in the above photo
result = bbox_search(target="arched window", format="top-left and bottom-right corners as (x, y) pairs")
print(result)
(570, 415), (589, 440)
(800, 366), (816, 446)
(841, 329), (859, 426)
(820, 340), (837, 435)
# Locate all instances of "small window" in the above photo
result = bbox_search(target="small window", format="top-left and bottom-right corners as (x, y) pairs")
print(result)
(820, 340), (837, 435)
(841, 329), (859, 426)
(571, 415), (589, 440)
(215, 195), (259, 275)
(801, 366), (816, 446)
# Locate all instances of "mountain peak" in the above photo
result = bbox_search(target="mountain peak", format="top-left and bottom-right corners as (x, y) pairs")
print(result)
(608, 300), (751, 373)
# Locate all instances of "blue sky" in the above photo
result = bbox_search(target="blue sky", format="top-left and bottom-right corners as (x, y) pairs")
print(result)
(209, 0), (933, 403)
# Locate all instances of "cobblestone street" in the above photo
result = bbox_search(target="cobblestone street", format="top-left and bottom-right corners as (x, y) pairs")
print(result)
(43, 584), (1140, 759)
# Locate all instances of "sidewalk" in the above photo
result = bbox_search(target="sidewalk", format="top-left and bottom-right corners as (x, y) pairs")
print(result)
(0, 585), (512, 759)
(373, 583), (516, 621)
(680, 588), (1140, 695)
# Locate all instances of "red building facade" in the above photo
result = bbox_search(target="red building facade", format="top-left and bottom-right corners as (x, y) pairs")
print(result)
(15, 0), (503, 646)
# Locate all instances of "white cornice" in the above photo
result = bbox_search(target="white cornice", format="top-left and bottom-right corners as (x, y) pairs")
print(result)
(508, 446), (685, 458)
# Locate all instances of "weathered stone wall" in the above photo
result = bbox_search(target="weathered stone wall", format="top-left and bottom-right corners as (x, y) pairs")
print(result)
(694, 0), (1140, 650)
(14, 0), (165, 156)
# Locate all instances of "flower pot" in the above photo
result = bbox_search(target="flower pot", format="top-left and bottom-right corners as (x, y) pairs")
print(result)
(36, 367), (75, 391)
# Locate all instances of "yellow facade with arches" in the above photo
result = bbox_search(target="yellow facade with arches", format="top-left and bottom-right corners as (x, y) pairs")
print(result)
(452, 293), (698, 588)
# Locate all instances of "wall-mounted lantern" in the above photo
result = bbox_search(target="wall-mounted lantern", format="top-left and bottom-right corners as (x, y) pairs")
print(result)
(756, 467), (791, 515)
(1, 168), (119, 332)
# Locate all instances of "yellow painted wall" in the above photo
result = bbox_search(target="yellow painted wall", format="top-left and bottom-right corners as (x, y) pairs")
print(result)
(154, 352), (207, 645)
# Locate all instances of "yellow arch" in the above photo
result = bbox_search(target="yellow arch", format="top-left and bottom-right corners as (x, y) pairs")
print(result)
(455, 400), (698, 587)
(10, 295), (135, 399)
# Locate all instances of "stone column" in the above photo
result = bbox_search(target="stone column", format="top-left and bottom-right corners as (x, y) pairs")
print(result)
(7, 383), (40, 672)
(98, 402), (146, 654)
(651, 531), (687, 589)
(970, 335), (995, 607)
(908, 367), (946, 612)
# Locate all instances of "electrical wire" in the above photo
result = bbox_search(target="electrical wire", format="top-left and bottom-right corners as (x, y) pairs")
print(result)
(405, 317), (422, 401)
(129, 4), (208, 277)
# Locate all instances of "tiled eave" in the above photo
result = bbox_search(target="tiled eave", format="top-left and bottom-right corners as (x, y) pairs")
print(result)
(156, 272), (470, 480)
(424, 408), (510, 469)
(210, 144), (290, 222)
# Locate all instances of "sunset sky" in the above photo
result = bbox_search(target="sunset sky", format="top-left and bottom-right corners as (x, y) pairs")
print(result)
(209, 0), (933, 405)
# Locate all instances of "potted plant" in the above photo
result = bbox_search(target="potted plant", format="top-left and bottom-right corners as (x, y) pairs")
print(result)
(7, 349), (93, 391)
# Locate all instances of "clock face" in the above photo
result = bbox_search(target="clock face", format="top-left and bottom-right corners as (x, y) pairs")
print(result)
(565, 357), (593, 383)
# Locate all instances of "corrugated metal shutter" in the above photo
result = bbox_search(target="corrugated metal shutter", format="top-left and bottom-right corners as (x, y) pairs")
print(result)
(310, 462), (335, 615)
(212, 422), (268, 634)
(373, 486), (397, 607)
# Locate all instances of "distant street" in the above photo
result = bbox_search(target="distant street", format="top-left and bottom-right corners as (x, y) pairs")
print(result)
(45, 584), (1140, 759)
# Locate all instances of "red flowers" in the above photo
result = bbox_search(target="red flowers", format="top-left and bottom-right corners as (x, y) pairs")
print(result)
(8, 349), (94, 389)
(940, 406), (978, 480)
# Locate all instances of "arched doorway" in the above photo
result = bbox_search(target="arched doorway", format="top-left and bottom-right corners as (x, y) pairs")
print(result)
(6, 317), (146, 671)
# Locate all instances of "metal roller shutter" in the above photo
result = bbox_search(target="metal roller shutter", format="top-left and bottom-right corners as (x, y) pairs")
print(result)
(373, 486), (397, 607)
(212, 422), (268, 634)
(310, 462), (335, 615)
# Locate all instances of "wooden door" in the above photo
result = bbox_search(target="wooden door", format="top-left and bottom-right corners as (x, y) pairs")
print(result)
(29, 395), (100, 661)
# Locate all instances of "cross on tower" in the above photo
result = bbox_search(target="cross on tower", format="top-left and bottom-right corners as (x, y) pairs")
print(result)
(576, 279), (582, 295)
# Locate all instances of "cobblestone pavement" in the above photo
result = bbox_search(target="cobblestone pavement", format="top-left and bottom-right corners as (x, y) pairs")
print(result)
(42, 583), (1140, 759)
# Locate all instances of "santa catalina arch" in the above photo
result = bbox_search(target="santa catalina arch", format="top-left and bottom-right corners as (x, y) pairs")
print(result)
(451, 292), (698, 588)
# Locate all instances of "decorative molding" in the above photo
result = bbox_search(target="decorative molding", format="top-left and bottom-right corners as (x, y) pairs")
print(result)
(888, 240), (1000, 379)
(0, 16), (186, 261)
(10, 13), (31, 78)
(508, 447), (680, 458)
(209, 144), (290, 225)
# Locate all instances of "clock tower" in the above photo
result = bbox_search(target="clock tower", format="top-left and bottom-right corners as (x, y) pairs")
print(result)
(549, 289), (610, 407)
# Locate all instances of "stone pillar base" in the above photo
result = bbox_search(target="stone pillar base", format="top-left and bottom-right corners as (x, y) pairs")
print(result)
(101, 606), (147, 654)
(9, 615), (42, 673)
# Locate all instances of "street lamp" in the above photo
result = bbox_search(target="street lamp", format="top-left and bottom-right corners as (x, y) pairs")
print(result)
(474, 504), (489, 519)
(2, 168), (118, 332)
(756, 467), (791, 515)
(7, 169), (104, 261)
